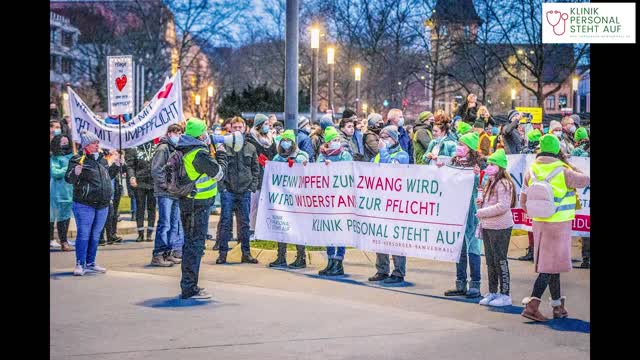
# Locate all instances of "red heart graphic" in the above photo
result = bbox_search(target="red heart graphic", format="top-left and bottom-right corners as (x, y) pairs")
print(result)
(115, 75), (127, 91)
(157, 83), (173, 99)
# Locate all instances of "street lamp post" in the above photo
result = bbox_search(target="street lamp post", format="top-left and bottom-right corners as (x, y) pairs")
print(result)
(310, 27), (319, 124)
(511, 88), (516, 110)
(195, 94), (201, 119)
(354, 66), (361, 116)
(285, 0), (299, 131)
(327, 46), (335, 113)
(572, 76), (579, 114)
(207, 85), (214, 126)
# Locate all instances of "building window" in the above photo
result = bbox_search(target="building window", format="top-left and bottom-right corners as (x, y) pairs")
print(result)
(62, 32), (74, 47)
(50, 55), (57, 71)
(50, 27), (57, 44)
(61, 58), (72, 74)
(545, 95), (555, 110)
(464, 25), (470, 38)
(558, 95), (567, 109)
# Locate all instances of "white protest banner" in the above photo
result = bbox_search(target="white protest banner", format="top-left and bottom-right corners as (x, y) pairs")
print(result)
(68, 70), (183, 150)
(107, 55), (134, 115)
(506, 154), (590, 236)
(255, 161), (475, 262)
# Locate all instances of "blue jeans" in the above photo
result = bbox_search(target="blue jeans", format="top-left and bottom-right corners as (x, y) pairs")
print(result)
(72, 202), (109, 267)
(179, 197), (214, 298)
(154, 196), (184, 257)
(219, 191), (251, 254)
(327, 246), (345, 260)
(456, 235), (481, 283)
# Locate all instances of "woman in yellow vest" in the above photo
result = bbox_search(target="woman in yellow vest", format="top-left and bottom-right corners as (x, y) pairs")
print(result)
(519, 135), (589, 321)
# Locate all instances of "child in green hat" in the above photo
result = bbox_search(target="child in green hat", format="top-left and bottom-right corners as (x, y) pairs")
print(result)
(475, 149), (517, 307)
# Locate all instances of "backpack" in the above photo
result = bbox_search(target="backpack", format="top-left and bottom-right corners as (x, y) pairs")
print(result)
(162, 149), (203, 198)
(524, 166), (565, 218)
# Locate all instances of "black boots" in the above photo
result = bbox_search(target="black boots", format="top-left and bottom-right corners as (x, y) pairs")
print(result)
(136, 230), (144, 242)
(216, 252), (227, 264)
(518, 247), (534, 261)
(444, 280), (468, 296)
(319, 258), (344, 276)
(269, 255), (287, 268)
(580, 257), (590, 269)
(146, 230), (154, 242)
(288, 254), (306, 269)
(241, 253), (259, 264)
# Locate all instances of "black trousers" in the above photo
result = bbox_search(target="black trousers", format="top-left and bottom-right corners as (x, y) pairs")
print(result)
(50, 219), (70, 244)
(135, 187), (156, 232)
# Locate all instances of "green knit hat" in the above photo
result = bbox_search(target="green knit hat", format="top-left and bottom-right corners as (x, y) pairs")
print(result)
(457, 121), (472, 135)
(539, 134), (560, 155)
(459, 132), (479, 151)
(527, 129), (542, 142)
(281, 129), (296, 142)
(418, 111), (433, 124)
(185, 118), (207, 138)
(487, 148), (508, 169)
(324, 126), (339, 143)
(574, 127), (588, 142)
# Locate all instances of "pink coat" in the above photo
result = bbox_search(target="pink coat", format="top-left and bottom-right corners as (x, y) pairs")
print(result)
(520, 156), (590, 273)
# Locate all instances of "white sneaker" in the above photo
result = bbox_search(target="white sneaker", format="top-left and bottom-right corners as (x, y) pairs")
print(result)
(488, 294), (512, 307)
(479, 293), (500, 306)
(73, 265), (85, 276)
(50, 240), (61, 248)
(191, 288), (212, 300)
(85, 264), (107, 273)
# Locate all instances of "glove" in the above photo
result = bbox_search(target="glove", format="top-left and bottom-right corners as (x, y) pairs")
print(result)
(258, 153), (268, 167)
(288, 157), (294, 168)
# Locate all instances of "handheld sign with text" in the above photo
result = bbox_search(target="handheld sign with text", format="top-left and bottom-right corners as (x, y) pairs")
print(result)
(107, 55), (134, 115)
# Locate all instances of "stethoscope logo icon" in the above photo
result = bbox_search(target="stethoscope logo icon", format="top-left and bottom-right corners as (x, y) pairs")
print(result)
(546, 10), (569, 36)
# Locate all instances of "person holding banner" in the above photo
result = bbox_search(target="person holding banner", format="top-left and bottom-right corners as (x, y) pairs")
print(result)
(269, 130), (310, 269)
(176, 118), (228, 299)
(520, 135), (590, 321)
(442, 132), (486, 298)
(362, 113), (383, 162)
(422, 123), (456, 165)
(476, 149), (516, 307)
(317, 126), (353, 276)
(65, 131), (113, 276)
(571, 127), (590, 269)
(368, 126), (411, 284)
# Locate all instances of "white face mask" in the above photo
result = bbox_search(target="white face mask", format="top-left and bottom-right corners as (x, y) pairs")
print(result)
(553, 131), (563, 138)
(329, 141), (341, 150)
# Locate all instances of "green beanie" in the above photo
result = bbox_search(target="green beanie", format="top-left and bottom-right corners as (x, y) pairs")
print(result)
(487, 148), (508, 169)
(574, 127), (588, 142)
(527, 129), (542, 142)
(418, 111), (433, 124)
(185, 118), (207, 138)
(539, 134), (560, 155)
(459, 132), (479, 151)
(281, 129), (296, 142)
(324, 126), (339, 143)
(457, 121), (472, 135)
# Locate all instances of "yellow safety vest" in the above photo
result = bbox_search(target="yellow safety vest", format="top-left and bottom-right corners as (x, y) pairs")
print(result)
(528, 160), (576, 222)
(183, 148), (217, 200)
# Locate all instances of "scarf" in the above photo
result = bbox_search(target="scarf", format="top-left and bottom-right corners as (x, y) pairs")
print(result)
(251, 128), (273, 148)
(320, 144), (343, 157)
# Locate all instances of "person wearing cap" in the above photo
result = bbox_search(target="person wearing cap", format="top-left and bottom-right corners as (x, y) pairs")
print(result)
(269, 130), (310, 269)
(246, 113), (278, 241)
(530, 115), (543, 132)
(476, 149), (517, 307)
(422, 122), (456, 165)
(501, 110), (524, 154)
(386, 108), (414, 163)
(317, 126), (353, 276)
(311, 113), (334, 160)
(125, 137), (158, 243)
(296, 116), (315, 163)
(521, 129), (542, 155)
(175, 117), (228, 299)
(362, 113), (384, 161)
(472, 119), (492, 157)
(413, 111), (435, 165)
(571, 127), (590, 269)
(520, 134), (590, 321)
(65, 131), (114, 276)
(216, 117), (260, 266)
(441, 132), (486, 298)
(367, 126), (410, 284)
